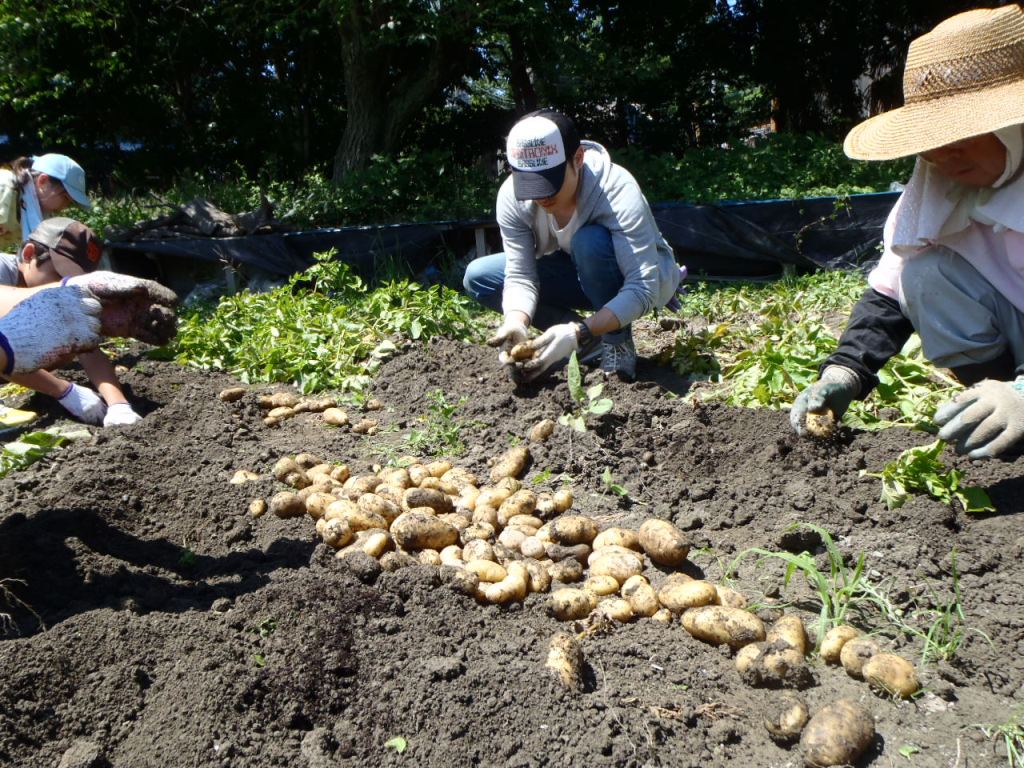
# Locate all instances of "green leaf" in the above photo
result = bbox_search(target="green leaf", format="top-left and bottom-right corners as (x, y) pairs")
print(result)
(898, 744), (920, 758)
(589, 398), (613, 415)
(384, 736), (408, 754)
(957, 486), (996, 515)
(566, 353), (584, 403)
(585, 382), (604, 400)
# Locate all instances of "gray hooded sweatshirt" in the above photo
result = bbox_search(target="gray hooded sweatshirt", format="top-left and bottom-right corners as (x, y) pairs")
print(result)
(496, 141), (680, 326)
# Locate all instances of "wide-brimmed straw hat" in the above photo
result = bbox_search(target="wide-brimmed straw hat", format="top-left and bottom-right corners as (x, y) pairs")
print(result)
(845, 5), (1024, 161)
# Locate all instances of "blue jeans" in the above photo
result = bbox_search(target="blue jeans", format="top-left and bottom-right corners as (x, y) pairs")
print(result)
(463, 224), (629, 343)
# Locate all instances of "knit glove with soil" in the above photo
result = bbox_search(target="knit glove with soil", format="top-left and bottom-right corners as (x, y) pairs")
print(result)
(934, 377), (1024, 458)
(63, 271), (179, 346)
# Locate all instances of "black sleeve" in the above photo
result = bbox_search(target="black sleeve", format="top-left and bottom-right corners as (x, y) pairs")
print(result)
(823, 288), (914, 398)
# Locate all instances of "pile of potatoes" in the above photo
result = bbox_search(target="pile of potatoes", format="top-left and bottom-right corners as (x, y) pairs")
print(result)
(218, 386), (380, 432)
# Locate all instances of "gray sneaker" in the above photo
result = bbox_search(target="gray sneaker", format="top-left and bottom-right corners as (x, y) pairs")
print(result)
(578, 334), (603, 366)
(600, 337), (637, 381)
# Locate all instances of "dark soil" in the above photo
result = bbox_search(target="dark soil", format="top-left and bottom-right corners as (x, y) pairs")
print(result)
(1, 335), (1022, 768)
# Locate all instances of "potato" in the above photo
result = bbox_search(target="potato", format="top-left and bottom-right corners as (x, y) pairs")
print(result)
(297, 479), (333, 502)
(440, 467), (477, 494)
(548, 587), (598, 621)
(218, 386), (247, 402)
(439, 513), (471, 533)
(593, 527), (641, 551)
(321, 518), (353, 549)
(323, 498), (358, 523)
(735, 642), (763, 675)
(272, 457), (310, 489)
(509, 342), (536, 361)
(476, 485), (514, 510)
(589, 551), (644, 584)
(739, 643), (813, 689)
(322, 407), (350, 427)
(660, 572), (694, 587)
(358, 494), (401, 525)
(230, 470), (260, 485)
(407, 464), (431, 486)
(337, 506), (388, 533)
(768, 615), (809, 656)
(461, 522), (495, 544)
(584, 574), (621, 596)
(294, 452), (323, 470)
(597, 598), (634, 623)
(820, 625), (860, 664)
(552, 488), (574, 513)
(800, 699), (874, 768)
(638, 519), (690, 567)
(862, 653), (919, 699)
(379, 467), (412, 490)
(418, 549), (442, 566)
(351, 418), (378, 435)
(520, 536), (546, 559)
(497, 489), (538, 525)
(337, 529), (392, 559)
(621, 575), (660, 617)
(462, 539), (495, 562)
(466, 560), (508, 583)
(456, 485), (480, 513)
(304, 492), (337, 520)
(763, 691), (809, 745)
(269, 491), (306, 519)
(490, 445), (530, 483)
(682, 606), (766, 648)
(471, 504), (499, 528)
(546, 632), (584, 690)
(547, 558), (584, 584)
(380, 551), (419, 572)
(840, 637), (880, 680)
(548, 543), (592, 565)
(259, 391), (299, 409)
(507, 514), (543, 530)
(651, 608), (674, 624)
(391, 511), (459, 551)
(439, 545), (463, 567)
(550, 516), (599, 546)
(249, 498), (267, 518)
(523, 559), (552, 593)
(498, 527), (528, 552)
(419, 477), (444, 492)
(402, 486), (454, 514)
(535, 494), (556, 518)
(479, 562), (529, 604)
(342, 473), (383, 499)
(804, 409), (836, 438)
(658, 580), (719, 613)
(491, 543), (520, 566)
(716, 584), (748, 609)
(529, 418), (556, 442)
(441, 566), (480, 596)
(426, 460), (453, 478)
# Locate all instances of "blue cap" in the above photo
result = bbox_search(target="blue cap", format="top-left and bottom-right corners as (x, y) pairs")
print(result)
(31, 154), (91, 210)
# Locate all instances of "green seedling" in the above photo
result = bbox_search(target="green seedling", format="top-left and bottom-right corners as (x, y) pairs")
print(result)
(558, 353), (613, 432)
(253, 653), (267, 668)
(404, 389), (484, 457)
(601, 468), (629, 498)
(532, 468), (553, 485)
(898, 744), (921, 759)
(178, 547), (198, 568)
(974, 708), (1024, 768)
(861, 439), (994, 514)
(257, 618), (278, 638)
(384, 736), (408, 755)
(0, 427), (90, 479)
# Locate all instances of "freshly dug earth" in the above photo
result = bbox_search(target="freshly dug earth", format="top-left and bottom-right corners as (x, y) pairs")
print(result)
(1, 336), (1022, 767)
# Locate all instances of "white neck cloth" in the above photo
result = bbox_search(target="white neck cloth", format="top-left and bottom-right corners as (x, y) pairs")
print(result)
(20, 178), (43, 242)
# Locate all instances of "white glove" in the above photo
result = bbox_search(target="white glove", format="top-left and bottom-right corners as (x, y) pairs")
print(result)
(486, 316), (529, 365)
(934, 378), (1024, 458)
(103, 402), (142, 427)
(521, 322), (579, 382)
(0, 285), (102, 375)
(57, 383), (107, 425)
(62, 271), (179, 346)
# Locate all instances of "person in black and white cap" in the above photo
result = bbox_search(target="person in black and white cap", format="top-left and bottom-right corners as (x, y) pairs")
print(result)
(0, 217), (157, 427)
(463, 109), (685, 383)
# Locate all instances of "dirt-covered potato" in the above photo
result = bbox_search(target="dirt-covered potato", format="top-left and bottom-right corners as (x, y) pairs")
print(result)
(552, 488), (574, 513)
(520, 536), (546, 559)
(523, 559), (552, 593)
(768, 615), (809, 656)
(267, 405), (295, 420)
(490, 445), (531, 483)
(479, 562), (529, 604)
(293, 452), (322, 469)
(497, 490), (538, 526)
(269, 491), (306, 519)
(358, 494), (401, 525)
(321, 518), (353, 549)
(419, 477), (444, 492)
(716, 585), (748, 609)
(735, 642), (763, 674)
(597, 598), (634, 623)
(350, 418), (379, 435)
(738, 643), (813, 689)
(471, 504), (499, 528)
(763, 691), (809, 745)
(322, 407), (350, 427)
(804, 409), (836, 438)
(651, 608), (674, 624)
(839, 637), (880, 679)
(440, 565), (480, 596)
(546, 632), (583, 690)
(323, 498), (358, 523)
(535, 493), (556, 518)
(219, 386), (247, 402)
(466, 560), (508, 583)
(259, 391), (299, 409)
(584, 574), (621, 596)
(461, 521), (496, 544)
(439, 513), (471, 533)
(337, 506), (389, 533)
(548, 543), (592, 565)
(638, 519), (690, 567)
(230, 470), (260, 485)
(304, 492), (337, 520)
(549, 516), (599, 546)
(820, 625), (860, 664)
(337, 529), (392, 559)
(406, 464), (431, 487)
(509, 342), (536, 362)
(402, 486), (454, 514)
(342, 473), (383, 499)
(800, 699), (875, 768)
(476, 484), (514, 510)
(529, 418), (556, 442)
(498, 527), (528, 552)
(862, 653), (919, 699)
(621, 575), (660, 617)
(658, 580), (719, 613)
(682, 606), (766, 648)
(589, 550), (644, 584)
(547, 558), (584, 584)
(440, 467), (477, 494)
(418, 549), (442, 566)
(272, 457), (310, 489)
(593, 527), (641, 551)
(439, 545), (463, 567)
(462, 539), (495, 562)
(380, 550), (419, 572)
(391, 511), (459, 551)
(548, 587), (598, 621)
(249, 498), (267, 518)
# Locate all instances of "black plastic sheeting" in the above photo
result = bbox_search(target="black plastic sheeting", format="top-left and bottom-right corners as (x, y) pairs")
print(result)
(107, 191), (900, 284)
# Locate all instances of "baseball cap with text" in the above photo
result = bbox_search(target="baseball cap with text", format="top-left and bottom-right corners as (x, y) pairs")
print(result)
(28, 217), (103, 278)
(506, 109), (581, 201)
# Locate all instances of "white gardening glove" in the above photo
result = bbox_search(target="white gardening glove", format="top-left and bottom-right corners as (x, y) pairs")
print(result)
(62, 271), (178, 346)
(486, 316), (529, 365)
(0, 285), (103, 375)
(521, 322), (578, 382)
(103, 402), (142, 427)
(57, 382), (107, 425)
(934, 378), (1024, 458)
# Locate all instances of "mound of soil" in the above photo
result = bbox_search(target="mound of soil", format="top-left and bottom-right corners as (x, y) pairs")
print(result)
(1, 337), (1022, 767)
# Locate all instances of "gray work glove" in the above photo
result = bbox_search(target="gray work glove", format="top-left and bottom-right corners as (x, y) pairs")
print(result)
(934, 377), (1024, 458)
(790, 365), (860, 435)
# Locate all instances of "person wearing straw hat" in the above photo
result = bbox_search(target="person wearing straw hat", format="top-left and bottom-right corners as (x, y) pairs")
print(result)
(464, 109), (685, 383)
(0, 154), (92, 252)
(791, 5), (1024, 458)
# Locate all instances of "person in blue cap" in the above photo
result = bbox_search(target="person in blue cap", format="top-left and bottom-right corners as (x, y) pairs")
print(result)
(0, 154), (92, 252)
